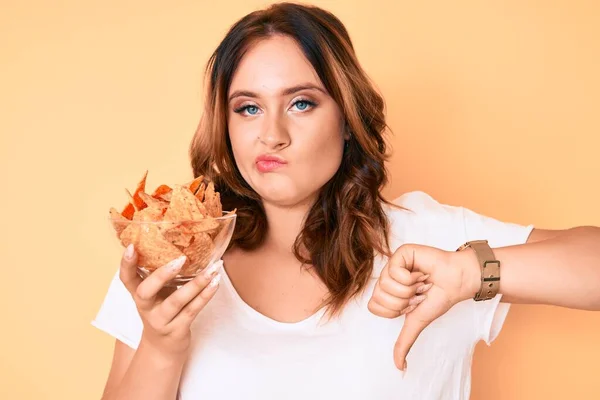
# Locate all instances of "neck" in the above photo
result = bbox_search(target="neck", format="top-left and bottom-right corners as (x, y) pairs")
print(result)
(261, 197), (315, 258)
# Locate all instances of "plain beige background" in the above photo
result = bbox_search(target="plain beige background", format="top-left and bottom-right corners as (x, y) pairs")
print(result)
(2, 0), (599, 398)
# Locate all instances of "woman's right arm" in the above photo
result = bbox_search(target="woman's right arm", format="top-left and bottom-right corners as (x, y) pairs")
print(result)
(101, 245), (222, 400)
(101, 339), (186, 400)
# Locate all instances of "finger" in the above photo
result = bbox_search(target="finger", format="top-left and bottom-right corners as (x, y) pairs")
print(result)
(394, 315), (431, 371)
(367, 298), (401, 319)
(135, 256), (187, 309)
(401, 294), (427, 314)
(387, 264), (424, 286)
(169, 273), (221, 328)
(158, 260), (223, 324)
(371, 285), (411, 311)
(378, 275), (426, 299)
(415, 283), (433, 295)
(120, 244), (142, 294)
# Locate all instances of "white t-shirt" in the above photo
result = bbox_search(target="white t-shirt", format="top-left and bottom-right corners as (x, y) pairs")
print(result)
(92, 191), (534, 400)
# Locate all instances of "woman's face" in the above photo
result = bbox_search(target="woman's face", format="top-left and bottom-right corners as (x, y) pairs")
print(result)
(227, 35), (347, 208)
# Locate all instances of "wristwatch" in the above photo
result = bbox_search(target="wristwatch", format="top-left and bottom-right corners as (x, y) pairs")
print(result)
(456, 240), (500, 301)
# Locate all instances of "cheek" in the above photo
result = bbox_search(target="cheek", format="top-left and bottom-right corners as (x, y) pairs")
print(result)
(228, 121), (256, 170)
(293, 129), (345, 188)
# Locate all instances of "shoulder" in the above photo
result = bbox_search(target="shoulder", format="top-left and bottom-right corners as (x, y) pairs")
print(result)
(384, 190), (462, 219)
(381, 190), (466, 252)
(381, 190), (534, 250)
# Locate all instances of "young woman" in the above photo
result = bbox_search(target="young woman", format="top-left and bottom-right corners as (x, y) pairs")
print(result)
(93, 3), (600, 399)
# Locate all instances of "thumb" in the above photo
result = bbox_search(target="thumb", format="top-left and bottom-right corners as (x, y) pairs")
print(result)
(394, 314), (430, 371)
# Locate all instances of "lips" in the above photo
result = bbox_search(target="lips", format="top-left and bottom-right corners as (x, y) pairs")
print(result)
(255, 154), (287, 173)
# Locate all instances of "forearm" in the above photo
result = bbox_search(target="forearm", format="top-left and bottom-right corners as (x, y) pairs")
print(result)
(459, 226), (600, 310)
(104, 340), (187, 400)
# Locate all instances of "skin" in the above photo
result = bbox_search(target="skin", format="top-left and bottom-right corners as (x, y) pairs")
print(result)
(100, 34), (600, 398)
(100, 35), (359, 399)
(222, 34), (352, 323)
(370, 227), (600, 371)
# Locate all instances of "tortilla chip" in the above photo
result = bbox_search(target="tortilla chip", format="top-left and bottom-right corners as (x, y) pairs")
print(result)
(129, 171), (149, 210)
(133, 206), (164, 222)
(163, 225), (194, 247)
(138, 192), (169, 212)
(152, 184), (172, 199)
(209, 211), (236, 240)
(136, 224), (186, 271)
(109, 171), (236, 278)
(181, 232), (214, 275)
(185, 218), (219, 235)
(158, 192), (172, 202)
(163, 185), (206, 222)
(109, 207), (129, 237)
(119, 222), (140, 248)
(203, 181), (222, 218)
(121, 203), (135, 220)
(187, 175), (204, 195)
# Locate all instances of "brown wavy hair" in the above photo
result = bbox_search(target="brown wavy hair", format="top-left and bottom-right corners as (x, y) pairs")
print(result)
(189, 2), (396, 315)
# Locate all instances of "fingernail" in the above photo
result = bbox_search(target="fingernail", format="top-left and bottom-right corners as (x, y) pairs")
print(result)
(416, 283), (433, 294)
(125, 244), (135, 260)
(208, 273), (221, 288)
(203, 261), (222, 279)
(400, 304), (416, 315)
(408, 295), (427, 306)
(417, 274), (430, 282)
(402, 360), (407, 372)
(167, 256), (186, 272)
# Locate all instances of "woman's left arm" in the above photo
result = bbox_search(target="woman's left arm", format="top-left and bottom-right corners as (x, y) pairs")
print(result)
(369, 225), (600, 371)
(458, 226), (600, 310)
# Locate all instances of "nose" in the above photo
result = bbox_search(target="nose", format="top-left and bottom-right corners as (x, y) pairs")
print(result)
(258, 113), (290, 150)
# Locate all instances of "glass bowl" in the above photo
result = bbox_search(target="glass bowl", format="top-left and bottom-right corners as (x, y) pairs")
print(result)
(109, 212), (236, 286)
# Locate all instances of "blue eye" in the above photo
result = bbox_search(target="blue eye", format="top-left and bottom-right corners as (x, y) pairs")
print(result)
(295, 101), (308, 110)
(291, 99), (316, 112)
(246, 105), (259, 115)
(233, 104), (261, 116)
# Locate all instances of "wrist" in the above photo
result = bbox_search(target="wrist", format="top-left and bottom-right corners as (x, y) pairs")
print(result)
(138, 335), (189, 369)
(453, 248), (482, 302)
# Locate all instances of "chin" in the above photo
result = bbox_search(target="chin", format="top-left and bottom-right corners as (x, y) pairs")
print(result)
(254, 181), (315, 208)
(258, 187), (304, 207)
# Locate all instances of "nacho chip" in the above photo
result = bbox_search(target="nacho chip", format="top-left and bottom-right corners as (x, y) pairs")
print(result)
(125, 171), (149, 211)
(109, 207), (129, 237)
(187, 175), (204, 195)
(133, 206), (164, 222)
(203, 181), (222, 218)
(136, 224), (186, 271)
(121, 203), (135, 220)
(160, 185), (208, 244)
(125, 189), (141, 211)
(119, 222), (140, 248)
(110, 171), (236, 278)
(181, 232), (214, 275)
(158, 192), (172, 202)
(195, 182), (206, 203)
(163, 185), (206, 222)
(163, 225), (194, 247)
(138, 192), (169, 213)
(152, 184), (172, 199)
(209, 210), (236, 240)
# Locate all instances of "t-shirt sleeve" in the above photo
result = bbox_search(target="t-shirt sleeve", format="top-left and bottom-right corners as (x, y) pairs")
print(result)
(460, 205), (535, 345)
(91, 269), (144, 349)
(389, 191), (534, 346)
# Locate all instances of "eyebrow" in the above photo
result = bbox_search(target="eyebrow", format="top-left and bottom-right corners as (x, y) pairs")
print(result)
(228, 83), (327, 102)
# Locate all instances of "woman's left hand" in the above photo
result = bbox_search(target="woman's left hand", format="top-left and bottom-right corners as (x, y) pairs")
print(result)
(368, 243), (477, 371)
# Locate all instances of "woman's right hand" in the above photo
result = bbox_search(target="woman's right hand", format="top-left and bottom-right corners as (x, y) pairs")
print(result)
(119, 244), (222, 357)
